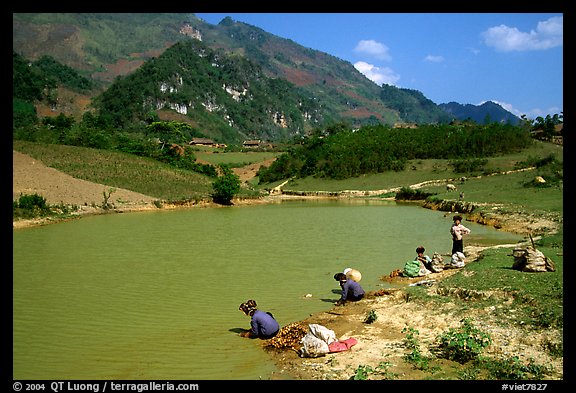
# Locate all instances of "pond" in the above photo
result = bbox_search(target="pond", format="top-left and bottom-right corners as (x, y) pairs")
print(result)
(13, 199), (524, 380)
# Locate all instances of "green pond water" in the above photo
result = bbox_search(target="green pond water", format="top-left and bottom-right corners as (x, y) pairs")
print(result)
(13, 199), (525, 380)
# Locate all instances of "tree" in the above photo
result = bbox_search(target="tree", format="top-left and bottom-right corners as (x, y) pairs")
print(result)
(211, 166), (241, 205)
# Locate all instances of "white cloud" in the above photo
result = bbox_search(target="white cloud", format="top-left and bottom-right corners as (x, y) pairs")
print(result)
(481, 16), (563, 52)
(480, 100), (561, 119)
(524, 106), (562, 119)
(480, 100), (522, 117)
(354, 61), (400, 85)
(353, 40), (392, 61)
(424, 55), (444, 63)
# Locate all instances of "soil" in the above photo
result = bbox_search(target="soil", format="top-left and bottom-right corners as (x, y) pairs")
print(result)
(263, 265), (564, 381)
(12, 150), (564, 380)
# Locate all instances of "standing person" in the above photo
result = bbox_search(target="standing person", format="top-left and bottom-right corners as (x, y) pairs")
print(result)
(334, 272), (365, 306)
(450, 215), (471, 255)
(238, 299), (280, 339)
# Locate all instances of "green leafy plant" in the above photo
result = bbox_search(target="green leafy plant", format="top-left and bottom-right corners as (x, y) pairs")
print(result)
(350, 365), (373, 380)
(364, 310), (378, 324)
(402, 326), (434, 371)
(480, 356), (549, 380)
(350, 362), (397, 380)
(436, 318), (491, 363)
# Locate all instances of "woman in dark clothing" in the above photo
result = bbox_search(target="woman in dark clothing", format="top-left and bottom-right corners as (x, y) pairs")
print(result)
(238, 299), (280, 339)
(334, 272), (365, 305)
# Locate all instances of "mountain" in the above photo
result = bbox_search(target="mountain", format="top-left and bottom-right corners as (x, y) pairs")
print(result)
(13, 13), (456, 143)
(92, 39), (326, 143)
(438, 101), (521, 125)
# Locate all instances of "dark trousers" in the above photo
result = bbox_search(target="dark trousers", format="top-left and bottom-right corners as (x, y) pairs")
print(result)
(347, 293), (364, 301)
(452, 239), (463, 255)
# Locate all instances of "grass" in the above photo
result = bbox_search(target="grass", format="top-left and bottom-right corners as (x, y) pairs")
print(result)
(13, 138), (563, 379)
(268, 140), (563, 194)
(405, 229), (563, 331)
(13, 140), (214, 201)
(194, 150), (280, 167)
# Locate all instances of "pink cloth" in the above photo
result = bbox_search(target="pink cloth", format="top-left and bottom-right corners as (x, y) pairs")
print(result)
(328, 338), (358, 353)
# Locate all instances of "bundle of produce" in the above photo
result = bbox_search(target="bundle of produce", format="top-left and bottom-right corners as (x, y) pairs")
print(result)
(264, 322), (308, 351)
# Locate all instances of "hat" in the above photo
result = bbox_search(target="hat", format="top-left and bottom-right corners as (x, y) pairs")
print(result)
(344, 268), (362, 282)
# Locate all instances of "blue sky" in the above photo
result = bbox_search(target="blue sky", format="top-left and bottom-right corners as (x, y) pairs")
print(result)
(195, 13), (563, 119)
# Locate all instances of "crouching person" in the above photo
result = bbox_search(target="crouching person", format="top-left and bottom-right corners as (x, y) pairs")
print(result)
(334, 272), (365, 306)
(239, 299), (280, 339)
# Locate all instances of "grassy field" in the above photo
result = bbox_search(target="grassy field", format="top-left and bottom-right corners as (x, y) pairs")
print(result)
(13, 139), (563, 212)
(194, 149), (280, 167)
(13, 140), (214, 201)
(271, 141), (563, 193)
(13, 138), (564, 379)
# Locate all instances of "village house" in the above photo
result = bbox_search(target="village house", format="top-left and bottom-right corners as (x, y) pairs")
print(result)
(188, 137), (216, 146)
(242, 140), (262, 148)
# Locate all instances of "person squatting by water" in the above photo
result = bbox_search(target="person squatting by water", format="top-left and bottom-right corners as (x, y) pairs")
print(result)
(238, 299), (280, 339)
(415, 245), (433, 276)
(450, 214), (471, 255)
(334, 272), (365, 306)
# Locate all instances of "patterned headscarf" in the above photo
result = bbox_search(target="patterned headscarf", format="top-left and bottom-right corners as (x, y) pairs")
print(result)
(239, 299), (257, 315)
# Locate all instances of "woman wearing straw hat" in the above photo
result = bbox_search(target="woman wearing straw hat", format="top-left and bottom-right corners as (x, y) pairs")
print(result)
(334, 272), (365, 306)
(343, 267), (362, 282)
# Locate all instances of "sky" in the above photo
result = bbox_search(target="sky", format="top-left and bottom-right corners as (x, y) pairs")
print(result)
(195, 13), (563, 119)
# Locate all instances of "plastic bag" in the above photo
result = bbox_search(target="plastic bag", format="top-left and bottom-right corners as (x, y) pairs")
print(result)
(403, 259), (421, 277)
(299, 324), (337, 358)
(300, 332), (329, 358)
(430, 252), (444, 273)
(308, 323), (336, 345)
(450, 252), (466, 268)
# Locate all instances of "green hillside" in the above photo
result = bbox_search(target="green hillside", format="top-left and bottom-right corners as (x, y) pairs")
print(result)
(13, 13), (455, 144)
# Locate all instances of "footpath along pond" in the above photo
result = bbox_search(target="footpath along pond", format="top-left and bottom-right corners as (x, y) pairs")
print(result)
(13, 199), (524, 379)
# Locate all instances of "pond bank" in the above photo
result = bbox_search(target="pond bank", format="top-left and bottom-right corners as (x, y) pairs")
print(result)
(260, 236), (563, 381)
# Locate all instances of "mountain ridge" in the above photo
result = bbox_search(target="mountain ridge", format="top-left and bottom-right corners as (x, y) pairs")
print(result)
(13, 13), (520, 143)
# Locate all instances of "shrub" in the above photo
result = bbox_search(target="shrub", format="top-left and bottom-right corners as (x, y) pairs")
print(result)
(16, 193), (48, 210)
(436, 318), (491, 363)
(13, 193), (51, 219)
(211, 165), (241, 205)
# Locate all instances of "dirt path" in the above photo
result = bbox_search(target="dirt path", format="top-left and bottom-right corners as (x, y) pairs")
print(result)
(232, 157), (277, 183)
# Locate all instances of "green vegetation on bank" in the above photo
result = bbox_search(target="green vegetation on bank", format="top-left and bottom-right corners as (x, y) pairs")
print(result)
(387, 233), (564, 380)
(257, 122), (533, 182)
(13, 137), (563, 380)
(13, 140), (214, 201)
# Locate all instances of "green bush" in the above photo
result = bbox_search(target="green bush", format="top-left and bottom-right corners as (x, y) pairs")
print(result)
(15, 193), (48, 210)
(395, 186), (435, 200)
(211, 166), (241, 205)
(436, 318), (491, 363)
(13, 193), (51, 219)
